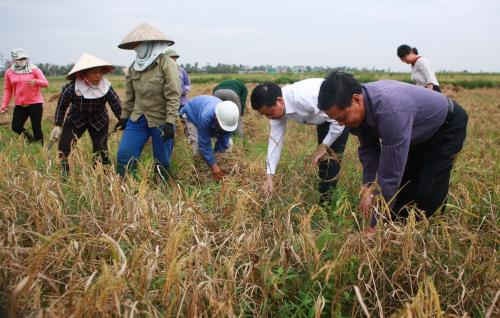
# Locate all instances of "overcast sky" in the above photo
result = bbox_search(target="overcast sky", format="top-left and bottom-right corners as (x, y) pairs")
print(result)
(1, 0), (499, 72)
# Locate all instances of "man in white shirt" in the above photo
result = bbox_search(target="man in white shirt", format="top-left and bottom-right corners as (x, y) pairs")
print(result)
(250, 78), (349, 204)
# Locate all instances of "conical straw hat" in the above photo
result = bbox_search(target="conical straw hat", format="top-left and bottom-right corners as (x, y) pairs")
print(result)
(118, 23), (174, 50)
(67, 53), (114, 79)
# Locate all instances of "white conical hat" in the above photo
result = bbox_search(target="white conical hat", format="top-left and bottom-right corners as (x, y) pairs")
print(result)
(118, 23), (174, 50)
(66, 53), (114, 79)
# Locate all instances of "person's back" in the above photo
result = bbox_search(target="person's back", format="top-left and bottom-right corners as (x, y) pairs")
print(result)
(181, 95), (220, 127)
(411, 57), (439, 87)
(213, 80), (247, 107)
(213, 79), (246, 95)
(361, 80), (448, 144)
(281, 78), (326, 124)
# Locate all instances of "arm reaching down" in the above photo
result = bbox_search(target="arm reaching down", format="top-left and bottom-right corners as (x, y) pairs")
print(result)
(375, 112), (414, 202)
(266, 118), (287, 175)
(106, 86), (122, 120)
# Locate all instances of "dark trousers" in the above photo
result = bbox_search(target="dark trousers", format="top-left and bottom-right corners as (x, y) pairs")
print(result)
(317, 123), (350, 202)
(12, 103), (43, 143)
(58, 120), (110, 172)
(393, 102), (468, 218)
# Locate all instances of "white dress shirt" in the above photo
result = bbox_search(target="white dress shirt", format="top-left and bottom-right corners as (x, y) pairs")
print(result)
(266, 78), (345, 175)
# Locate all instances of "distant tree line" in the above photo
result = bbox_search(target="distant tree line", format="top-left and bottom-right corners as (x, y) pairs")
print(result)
(35, 63), (75, 76)
(0, 58), (125, 77)
(0, 56), (485, 77)
(0, 60), (386, 76)
(32, 64), (125, 77)
(179, 63), (377, 74)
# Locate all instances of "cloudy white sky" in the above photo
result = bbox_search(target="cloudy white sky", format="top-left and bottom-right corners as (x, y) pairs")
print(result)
(1, 0), (499, 71)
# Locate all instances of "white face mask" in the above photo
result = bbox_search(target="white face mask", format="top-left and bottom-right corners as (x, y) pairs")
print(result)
(132, 42), (170, 72)
(134, 42), (153, 59)
(15, 59), (27, 67)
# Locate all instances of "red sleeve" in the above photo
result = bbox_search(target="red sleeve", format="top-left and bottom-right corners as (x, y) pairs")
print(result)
(33, 68), (49, 88)
(1, 71), (13, 109)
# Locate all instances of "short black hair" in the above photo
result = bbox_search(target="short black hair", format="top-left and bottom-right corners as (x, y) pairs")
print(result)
(250, 82), (282, 110)
(397, 44), (418, 58)
(318, 72), (362, 111)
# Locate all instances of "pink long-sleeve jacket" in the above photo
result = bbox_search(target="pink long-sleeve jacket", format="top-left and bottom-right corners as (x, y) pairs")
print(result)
(1, 67), (48, 110)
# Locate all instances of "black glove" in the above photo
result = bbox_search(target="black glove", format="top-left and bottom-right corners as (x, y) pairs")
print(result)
(159, 123), (175, 141)
(114, 118), (128, 131)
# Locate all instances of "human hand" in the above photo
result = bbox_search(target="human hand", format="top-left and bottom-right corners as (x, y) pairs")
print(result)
(262, 174), (274, 197)
(114, 118), (128, 131)
(211, 164), (225, 181)
(359, 185), (375, 219)
(49, 126), (62, 142)
(312, 144), (328, 166)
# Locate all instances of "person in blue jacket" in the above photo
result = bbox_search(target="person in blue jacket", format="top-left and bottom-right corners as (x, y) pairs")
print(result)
(179, 95), (240, 180)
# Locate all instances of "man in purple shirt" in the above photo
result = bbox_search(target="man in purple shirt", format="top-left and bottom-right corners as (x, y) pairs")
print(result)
(318, 72), (468, 230)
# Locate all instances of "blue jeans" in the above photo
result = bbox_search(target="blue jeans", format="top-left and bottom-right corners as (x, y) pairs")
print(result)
(116, 116), (174, 176)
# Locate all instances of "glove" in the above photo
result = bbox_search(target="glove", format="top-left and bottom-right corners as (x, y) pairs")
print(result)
(114, 118), (128, 131)
(159, 123), (175, 141)
(50, 126), (62, 142)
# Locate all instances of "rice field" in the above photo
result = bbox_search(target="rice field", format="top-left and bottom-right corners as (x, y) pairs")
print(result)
(0, 74), (498, 317)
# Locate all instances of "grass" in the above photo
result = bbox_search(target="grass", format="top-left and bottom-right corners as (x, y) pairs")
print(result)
(0, 76), (498, 317)
(185, 72), (500, 89)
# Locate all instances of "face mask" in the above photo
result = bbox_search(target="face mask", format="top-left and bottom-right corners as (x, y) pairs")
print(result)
(134, 42), (152, 59)
(15, 59), (27, 67)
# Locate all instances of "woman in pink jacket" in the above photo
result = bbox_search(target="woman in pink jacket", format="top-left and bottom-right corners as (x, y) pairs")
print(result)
(1, 48), (48, 143)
